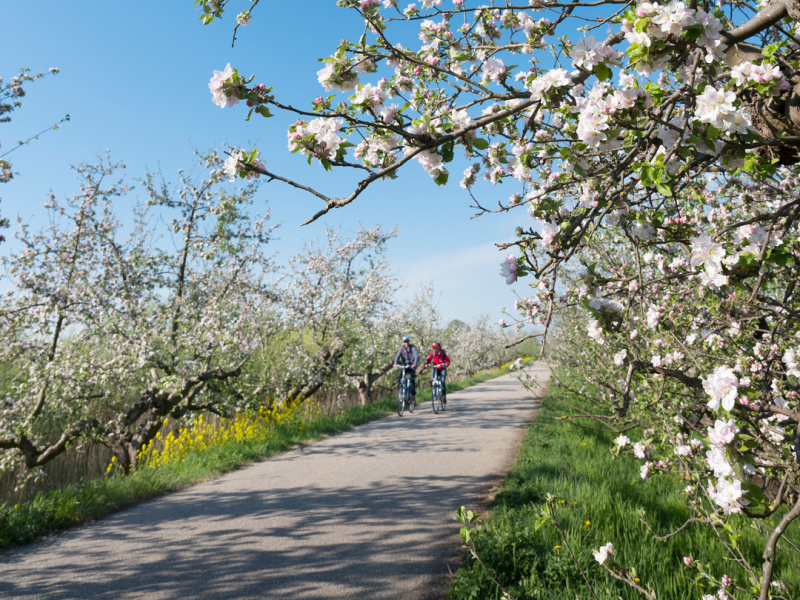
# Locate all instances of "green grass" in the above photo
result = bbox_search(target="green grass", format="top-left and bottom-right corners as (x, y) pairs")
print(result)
(449, 383), (800, 600)
(0, 367), (511, 550)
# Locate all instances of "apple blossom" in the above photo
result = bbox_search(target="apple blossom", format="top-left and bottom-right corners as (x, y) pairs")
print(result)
(593, 542), (614, 565)
(703, 366), (738, 411)
(615, 434), (630, 448)
(708, 419), (737, 447)
(500, 255), (518, 284)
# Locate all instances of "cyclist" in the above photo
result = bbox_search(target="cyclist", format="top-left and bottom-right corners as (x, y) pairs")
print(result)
(426, 342), (450, 404)
(393, 335), (419, 402)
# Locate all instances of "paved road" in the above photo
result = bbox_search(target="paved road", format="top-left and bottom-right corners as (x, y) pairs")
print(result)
(0, 363), (550, 600)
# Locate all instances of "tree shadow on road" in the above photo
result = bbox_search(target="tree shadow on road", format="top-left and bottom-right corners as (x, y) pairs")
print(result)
(0, 374), (546, 600)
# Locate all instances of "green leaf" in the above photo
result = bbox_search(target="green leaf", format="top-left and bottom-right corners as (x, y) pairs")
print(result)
(460, 526), (471, 544)
(738, 440), (760, 451)
(640, 165), (655, 187)
(472, 138), (490, 151)
(534, 516), (552, 531)
(743, 483), (766, 503)
(595, 64), (612, 82)
(769, 249), (795, 266)
(762, 44), (779, 58)
(257, 106), (273, 118)
(434, 171), (449, 186)
(655, 182), (672, 197)
(683, 24), (704, 39)
(737, 251), (759, 267)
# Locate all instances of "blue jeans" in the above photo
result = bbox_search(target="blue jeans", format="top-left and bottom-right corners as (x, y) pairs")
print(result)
(398, 367), (416, 397)
(432, 367), (447, 398)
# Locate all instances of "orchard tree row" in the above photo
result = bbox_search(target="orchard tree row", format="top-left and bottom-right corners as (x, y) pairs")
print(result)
(0, 153), (515, 480)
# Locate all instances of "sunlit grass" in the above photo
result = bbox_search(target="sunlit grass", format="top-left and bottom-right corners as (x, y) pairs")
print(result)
(449, 382), (800, 599)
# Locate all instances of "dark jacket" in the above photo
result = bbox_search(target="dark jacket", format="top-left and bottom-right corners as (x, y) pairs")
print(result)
(394, 344), (419, 367)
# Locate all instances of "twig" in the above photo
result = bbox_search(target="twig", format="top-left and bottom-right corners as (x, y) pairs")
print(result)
(505, 332), (544, 349)
(466, 539), (516, 600)
(546, 497), (601, 600)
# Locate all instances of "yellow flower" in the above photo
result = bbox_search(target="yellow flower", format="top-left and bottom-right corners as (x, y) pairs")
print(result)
(585, 520), (591, 526)
(554, 545), (562, 550)
(634, 578), (640, 583)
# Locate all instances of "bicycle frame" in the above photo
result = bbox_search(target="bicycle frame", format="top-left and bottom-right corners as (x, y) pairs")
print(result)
(397, 365), (415, 416)
(430, 366), (446, 413)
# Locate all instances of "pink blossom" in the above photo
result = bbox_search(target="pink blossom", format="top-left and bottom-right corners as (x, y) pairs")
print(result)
(702, 366), (738, 411)
(593, 542), (614, 565)
(499, 255), (518, 284)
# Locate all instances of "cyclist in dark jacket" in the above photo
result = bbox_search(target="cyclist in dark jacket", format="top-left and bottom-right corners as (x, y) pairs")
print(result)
(426, 342), (450, 403)
(393, 335), (419, 399)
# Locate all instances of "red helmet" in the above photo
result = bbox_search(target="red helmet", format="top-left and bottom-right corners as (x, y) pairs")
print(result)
(431, 343), (439, 349)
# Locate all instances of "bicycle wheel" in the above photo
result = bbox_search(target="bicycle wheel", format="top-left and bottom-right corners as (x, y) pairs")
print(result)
(432, 381), (441, 414)
(397, 384), (405, 416)
(407, 387), (416, 413)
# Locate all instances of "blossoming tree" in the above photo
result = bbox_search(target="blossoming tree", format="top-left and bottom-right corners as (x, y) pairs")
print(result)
(0, 152), (278, 475)
(197, 0), (800, 596)
(269, 226), (399, 407)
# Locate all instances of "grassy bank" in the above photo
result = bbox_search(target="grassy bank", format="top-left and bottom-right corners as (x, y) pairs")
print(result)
(0, 366), (512, 550)
(449, 383), (800, 599)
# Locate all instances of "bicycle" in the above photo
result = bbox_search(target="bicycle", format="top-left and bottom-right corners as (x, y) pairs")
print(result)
(430, 365), (446, 414)
(396, 365), (416, 416)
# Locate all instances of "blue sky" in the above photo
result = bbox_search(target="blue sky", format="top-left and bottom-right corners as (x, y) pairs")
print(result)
(1, 1), (531, 323)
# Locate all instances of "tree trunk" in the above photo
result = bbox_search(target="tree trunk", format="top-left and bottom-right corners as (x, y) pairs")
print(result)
(110, 439), (139, 475)
(356, 379), (370, 406)
(723, 12), (800, 166)
(349, 361), (394, 405)
(285, 339), (347, 407)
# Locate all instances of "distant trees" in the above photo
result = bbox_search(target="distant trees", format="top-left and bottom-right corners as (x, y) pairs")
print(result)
(0, 155), (516, 477)
(0, 152), (277, 474)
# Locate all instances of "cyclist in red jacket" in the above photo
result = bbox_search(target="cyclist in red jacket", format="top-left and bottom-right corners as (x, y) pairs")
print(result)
(426, 342), (450, 403)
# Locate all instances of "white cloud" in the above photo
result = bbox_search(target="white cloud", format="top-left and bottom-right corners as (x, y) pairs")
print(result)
(394, 241), (516, 321)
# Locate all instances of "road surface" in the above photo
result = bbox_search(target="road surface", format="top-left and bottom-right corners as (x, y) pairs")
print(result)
(0, 363), (550, 600)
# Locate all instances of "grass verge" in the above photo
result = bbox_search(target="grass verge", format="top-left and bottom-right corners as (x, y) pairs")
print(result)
(0, 366), (511, 550)
(449, 382), (800, 599)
